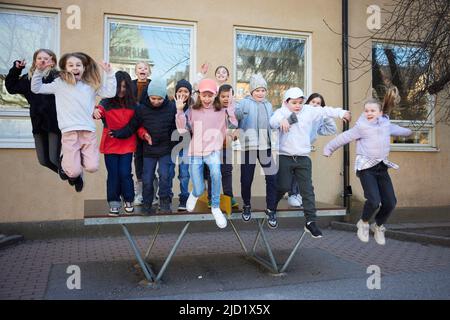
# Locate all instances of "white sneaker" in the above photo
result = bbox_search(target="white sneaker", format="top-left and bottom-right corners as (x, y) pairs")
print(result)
(211, 207), (227, 229)
(186, 193), (198, 212)
(370, 223), (386, 245)
(134, 181), (143, 206)
(356, 219), (369, 243)
(231, 139), (241, 151)
(288, 194), (301, 207)
(296, 194), (303, 206)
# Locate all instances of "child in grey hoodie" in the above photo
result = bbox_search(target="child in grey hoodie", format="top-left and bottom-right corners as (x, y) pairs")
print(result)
(323, 87), (412, 245)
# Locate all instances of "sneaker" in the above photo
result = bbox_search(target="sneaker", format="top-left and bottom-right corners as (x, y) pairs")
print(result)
(305, 221), (323, 238)
(108, 207), (120, 217)
(152, 196), (159, 206)
(265, 209), (278, 229)
(242, 205), (251, 222)
(74, 176), (84, 192)
(186, 193), (198, 212)
(178, 198), (187, 212)
(143, 204), (157, 216)
(296, 194), (303, 207)
(58, 167), (69, 181)
(124, 202), (134, 214)
(211, 207), (227, 229)
(159, 197), (172, 214)
(288, 194), (301, 207)
(370, 223), (386, 245)
(356, 219), (369, 243)
(231, 197), (239, 209)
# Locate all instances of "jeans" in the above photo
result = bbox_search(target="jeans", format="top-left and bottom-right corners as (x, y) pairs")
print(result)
(189, 151), (221, 208)
(142, 154), (173, 206)
(240, 149), (277, 211)
(207, 148), (234, 199)
(276, 155), (317, 223)
(168, 149), (190, 203)
(104, 153), (134, 207)
(357, 162), (397, 226)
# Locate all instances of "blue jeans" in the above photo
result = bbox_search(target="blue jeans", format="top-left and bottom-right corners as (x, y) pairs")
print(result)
(207, 148), (234, 199)
(168, 149), (190, 203)
(189, 151), (221, 208)
(143, 154), (173, 206)
(104, 153), (134, 207)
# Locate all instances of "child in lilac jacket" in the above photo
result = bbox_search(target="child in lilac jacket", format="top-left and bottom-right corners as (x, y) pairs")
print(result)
(323, 88), (412, 245)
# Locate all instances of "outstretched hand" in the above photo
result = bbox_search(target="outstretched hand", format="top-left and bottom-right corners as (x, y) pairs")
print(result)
(15, 59), (26, 69)
(99, 61), (112, 73)
(342, 111), (352, 123)
(200, 62), (209, 75)
(143, 133), (153, 145)
(36, 59), (54, 71)
(174, 93), (185, 111)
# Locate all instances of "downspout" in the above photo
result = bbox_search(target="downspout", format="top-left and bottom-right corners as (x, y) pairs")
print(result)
(342, 0), (352, 212)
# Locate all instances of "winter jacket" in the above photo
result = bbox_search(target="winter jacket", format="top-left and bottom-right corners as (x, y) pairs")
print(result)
(96, 97), (137, 154)
(112, 97), (177, 158)
(323, 114), (412, 159)
(5, 63), (60, 134)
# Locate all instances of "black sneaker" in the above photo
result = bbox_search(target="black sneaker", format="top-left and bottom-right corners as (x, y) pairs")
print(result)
(265, 209), (278, 229)
(178, 198), (187, 212)
(58, 167), (69, 181)
(159, 197), (172, 214)
(304, 221), (323, 238)
(74, 176), (84, 192)
(143, 204), (157, 216)
(242, 205), (251, 222)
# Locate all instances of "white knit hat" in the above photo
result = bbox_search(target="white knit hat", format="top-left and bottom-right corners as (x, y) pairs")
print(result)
(249, 74), (267, 93)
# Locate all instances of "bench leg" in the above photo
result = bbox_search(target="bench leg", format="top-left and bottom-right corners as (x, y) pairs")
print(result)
(279, 230), (306, 273)
(121, 224), (155, 283)
(254, 218), (279, 273)
(155, 221), (190, 282)
(144, 223), (162, 260)
(229, 219), (248, 254)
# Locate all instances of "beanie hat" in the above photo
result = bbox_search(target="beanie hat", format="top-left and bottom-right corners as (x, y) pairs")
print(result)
(175, 79), (193, 95)
(147, 79), (167, 98)
(283, 87), (306, 102)
(249, 74), (267, 93)
(198, 78), (217, 94)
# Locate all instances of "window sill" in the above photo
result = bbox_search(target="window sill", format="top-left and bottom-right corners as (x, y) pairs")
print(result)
(0, 140), (35, 149)
(390, 146), (439, 152)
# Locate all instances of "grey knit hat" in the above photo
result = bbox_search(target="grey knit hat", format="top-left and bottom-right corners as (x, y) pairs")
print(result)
(249, 74), (267, 93)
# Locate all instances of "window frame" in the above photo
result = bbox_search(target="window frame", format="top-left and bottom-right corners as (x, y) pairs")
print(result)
(0, 4), (60, 148)
(233, 26), (312, 105)
(372, 40), (437, 152)
(104, 15), (197, 85)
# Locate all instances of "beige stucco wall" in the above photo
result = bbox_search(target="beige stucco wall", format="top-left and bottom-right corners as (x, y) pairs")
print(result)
(1, 0), (448, 223)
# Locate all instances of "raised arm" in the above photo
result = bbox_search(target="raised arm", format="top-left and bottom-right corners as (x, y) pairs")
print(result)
(5, 61), (29, 95)
(96, 62), (117, 98)
(323, 126), (361, 157)
(390, 123), (412, 137)
(31, 69), (57, 95)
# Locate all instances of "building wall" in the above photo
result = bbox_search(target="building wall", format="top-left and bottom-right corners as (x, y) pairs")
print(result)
(0, 0), (448, 223)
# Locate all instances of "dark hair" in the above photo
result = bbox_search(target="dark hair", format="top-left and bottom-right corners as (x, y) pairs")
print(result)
(213, 84), (233, 111)
(305, 93), (326, 107)
(115, 71), (136, 106)
(215, 65), (230, 77)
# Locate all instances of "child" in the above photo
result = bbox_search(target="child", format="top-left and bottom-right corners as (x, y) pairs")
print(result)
(196, 63), (230, 88)
(175, 78), (237, 228)
(93, 71), (137, 216)
(270, 87), (351, 236)
(5, 49), (61, 176)
(131, 61), (152, 206)
(206, 84), (239, 209)
(110, 79), (176, 214)
(235, 74), (278, 227)
(31, 52), (116, 192)
(168, 79), (194, 211)
(323, 87), (412, 245)
(287, 93), (337, 207)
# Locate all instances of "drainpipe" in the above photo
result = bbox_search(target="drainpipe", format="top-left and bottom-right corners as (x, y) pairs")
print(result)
(342, 0), (352, 213)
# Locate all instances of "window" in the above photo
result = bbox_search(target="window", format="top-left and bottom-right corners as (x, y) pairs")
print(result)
(234, 28), (310, 107)
(105, 16), (195, 97)
(372, 41), (436, 151)
(0, 5), (59, 148)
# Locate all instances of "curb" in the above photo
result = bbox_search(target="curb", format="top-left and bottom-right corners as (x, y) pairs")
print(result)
(331, 221), (450, 247)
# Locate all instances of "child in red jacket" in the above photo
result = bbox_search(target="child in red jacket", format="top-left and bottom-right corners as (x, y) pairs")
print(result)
(94, 71), (138, 216)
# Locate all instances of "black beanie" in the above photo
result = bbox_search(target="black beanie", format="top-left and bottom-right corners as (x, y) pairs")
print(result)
(175, 79), (193, 95)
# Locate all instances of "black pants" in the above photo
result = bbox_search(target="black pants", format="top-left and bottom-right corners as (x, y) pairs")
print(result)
(240, 149), (277, 211)
(357, 162), (397, 226)
(34, 132), (61, 173)
(134, 137), (144, 180)
(276, 155), (317, 223)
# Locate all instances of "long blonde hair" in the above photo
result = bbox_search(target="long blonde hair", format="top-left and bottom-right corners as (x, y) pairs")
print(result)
(58, 52), (101, 90)
(366, 86), (400, 116)
(27, 49), (58, 80)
